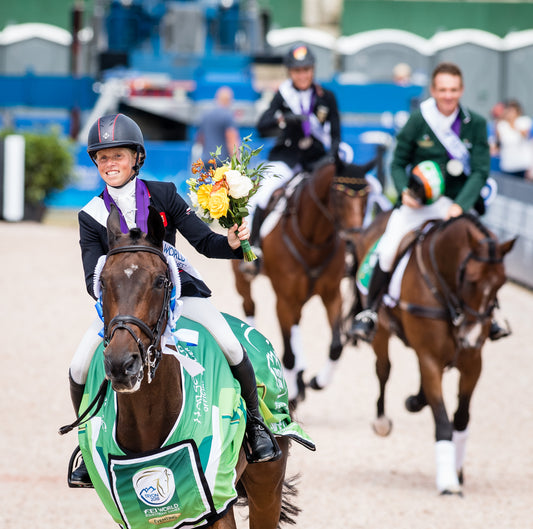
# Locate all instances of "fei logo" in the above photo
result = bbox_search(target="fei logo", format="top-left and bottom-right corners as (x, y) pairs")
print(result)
(133, 466), (176, 506)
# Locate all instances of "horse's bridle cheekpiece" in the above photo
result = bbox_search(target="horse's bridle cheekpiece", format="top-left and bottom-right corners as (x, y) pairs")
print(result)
(104, 244), (173, 384)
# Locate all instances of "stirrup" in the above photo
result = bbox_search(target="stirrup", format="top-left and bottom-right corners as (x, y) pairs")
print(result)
(243, 415), (282, 464)
(68, 446), (93, 488)
(351, 309), (378, 343)
(239, 252), (261, 279)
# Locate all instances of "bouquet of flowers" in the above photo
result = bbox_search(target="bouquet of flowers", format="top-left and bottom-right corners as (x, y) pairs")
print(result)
(187, 135), (269, 261)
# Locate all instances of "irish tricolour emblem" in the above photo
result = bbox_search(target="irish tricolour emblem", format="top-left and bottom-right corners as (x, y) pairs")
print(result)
(133, 466), (176, 506)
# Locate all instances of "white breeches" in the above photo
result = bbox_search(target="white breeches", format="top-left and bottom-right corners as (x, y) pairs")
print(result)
(376, 196), (453, 272)
(69, 297), (244, 385)
(247, 161), (296, 226)
(179, 296), (244, 366)
(70, 318), (104, 385)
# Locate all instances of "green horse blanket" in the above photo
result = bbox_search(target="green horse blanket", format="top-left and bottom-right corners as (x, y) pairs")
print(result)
(78, 313), (314, 529)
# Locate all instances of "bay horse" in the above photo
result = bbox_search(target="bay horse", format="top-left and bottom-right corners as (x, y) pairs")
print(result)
(232, 159), (374, 408)
(352, 211), (515, 494)
(76, 205), (297, 528)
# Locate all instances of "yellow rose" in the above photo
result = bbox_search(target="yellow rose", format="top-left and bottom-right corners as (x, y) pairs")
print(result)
(208, 187), (230, 219)
(197, 184), (212, 209)
(213, 165), (230, 182)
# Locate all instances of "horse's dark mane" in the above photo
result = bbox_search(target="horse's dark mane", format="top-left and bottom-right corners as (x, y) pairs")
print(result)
(440, 212), (492, 239)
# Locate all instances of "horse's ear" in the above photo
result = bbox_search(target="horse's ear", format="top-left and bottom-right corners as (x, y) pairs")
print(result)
(500, 236), (517, 258)
(107, 204), (123, 249)
(146, 206), (165, 248)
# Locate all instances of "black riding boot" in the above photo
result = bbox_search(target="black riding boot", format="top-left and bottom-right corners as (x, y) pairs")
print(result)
(231, 351), (282, 463)
(68, 371), (93, 487)
(250, 206), (266, 249)
(351, 263), (391, 342)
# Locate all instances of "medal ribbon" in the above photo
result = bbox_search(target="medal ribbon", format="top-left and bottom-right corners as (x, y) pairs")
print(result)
(103, 178), (151, 233)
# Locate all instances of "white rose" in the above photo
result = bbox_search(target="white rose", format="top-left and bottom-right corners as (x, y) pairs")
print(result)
(225, 170), (253, 198)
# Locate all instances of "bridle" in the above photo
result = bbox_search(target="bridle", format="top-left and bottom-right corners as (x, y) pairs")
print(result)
(103, 245), (173, 384)
(412, 216), (503, 348)
(282, 168), (369, 290)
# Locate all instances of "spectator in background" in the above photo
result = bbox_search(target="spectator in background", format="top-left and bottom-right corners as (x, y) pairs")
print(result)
(488, 101), (505, 157)
(392, 62), (412, 86)
(196, 86), (240, 165)
(495, 99), (532, 179)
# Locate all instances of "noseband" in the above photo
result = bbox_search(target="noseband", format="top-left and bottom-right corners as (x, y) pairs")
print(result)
(103, 245), (173, 384)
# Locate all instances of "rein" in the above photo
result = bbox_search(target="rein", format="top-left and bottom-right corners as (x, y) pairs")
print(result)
(104, 244), (173, 384)
(281, 170), (341, 294)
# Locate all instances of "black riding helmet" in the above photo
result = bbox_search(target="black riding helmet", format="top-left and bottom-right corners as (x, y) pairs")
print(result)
(284, 44), (316, 69)
(87, 113), (146, 179)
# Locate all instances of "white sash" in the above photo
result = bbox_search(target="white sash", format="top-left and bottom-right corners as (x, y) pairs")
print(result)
(420, 98), (471, 175)
(278, 80), (331, 147)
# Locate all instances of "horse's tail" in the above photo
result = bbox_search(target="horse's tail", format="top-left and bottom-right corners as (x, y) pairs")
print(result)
(236, 473), (301, 527)
(278, 474), (301, 526)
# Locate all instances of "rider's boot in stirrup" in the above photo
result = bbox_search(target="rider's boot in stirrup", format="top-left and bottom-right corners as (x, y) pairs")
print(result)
(351, 263), (391, 343)
(68, 372), (93, 488)
(231, 351), (282, 464)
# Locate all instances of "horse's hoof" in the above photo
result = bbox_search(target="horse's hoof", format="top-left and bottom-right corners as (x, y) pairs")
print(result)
(458, 468), (464, 485)
(439, 489), (463, 497)
(372, 415), (392, 436)
(405, 395), (426, 413)
(308, 376), (324, 391)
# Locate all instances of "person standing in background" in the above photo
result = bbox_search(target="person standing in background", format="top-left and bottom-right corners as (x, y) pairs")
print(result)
(495, 99), (532, 179)
(196, 86), (240, 165)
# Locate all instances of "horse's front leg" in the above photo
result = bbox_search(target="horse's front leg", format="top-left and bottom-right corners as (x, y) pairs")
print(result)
(372, 328), (393, 436)
(240, 437), (289, 529)
(275, 296), (305, 408)
(452, 348), (482, 485)
(231, 261), (256, 327)
(420, 356), (461, 495)
(309, 283), (344, 391)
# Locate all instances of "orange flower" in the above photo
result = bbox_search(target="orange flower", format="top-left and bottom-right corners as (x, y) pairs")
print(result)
(191, 159), (204, 174)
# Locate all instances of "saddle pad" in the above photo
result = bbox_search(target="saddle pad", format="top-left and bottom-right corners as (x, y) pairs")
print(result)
(78, 314), (314, 529)
(355, 238), (409, 305)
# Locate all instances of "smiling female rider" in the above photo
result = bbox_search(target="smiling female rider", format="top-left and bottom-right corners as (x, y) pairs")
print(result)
(68, 113), (281, 486)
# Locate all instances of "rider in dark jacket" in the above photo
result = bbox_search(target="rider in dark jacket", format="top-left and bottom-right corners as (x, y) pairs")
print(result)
(68, 113), (281, 487)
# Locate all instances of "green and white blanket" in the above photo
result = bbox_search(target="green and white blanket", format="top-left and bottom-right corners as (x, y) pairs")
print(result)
(78, 313), (314, 529)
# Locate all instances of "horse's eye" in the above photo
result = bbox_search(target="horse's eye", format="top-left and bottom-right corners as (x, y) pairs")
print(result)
(100, 278), (106, 291)
(154, 276), (166, 289)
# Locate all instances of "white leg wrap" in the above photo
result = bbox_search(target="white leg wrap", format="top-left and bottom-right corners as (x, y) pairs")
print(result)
(315, 358), (337, 388)
(452, 428), (469, 473)
(284, 367), (298, 401)
(244, 315), (256, 328)
(435, 440), (461, 493)
(290, 324), (306, 372)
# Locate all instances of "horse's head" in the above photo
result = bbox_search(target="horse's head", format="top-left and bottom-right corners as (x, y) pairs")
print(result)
(437, 215), (516, 347)
(100, 205), (172, 392)
(332, 160), (374, 235)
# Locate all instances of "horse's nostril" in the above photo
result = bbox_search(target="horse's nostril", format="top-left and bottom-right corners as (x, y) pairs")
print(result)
(123, 354), (141, 376)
